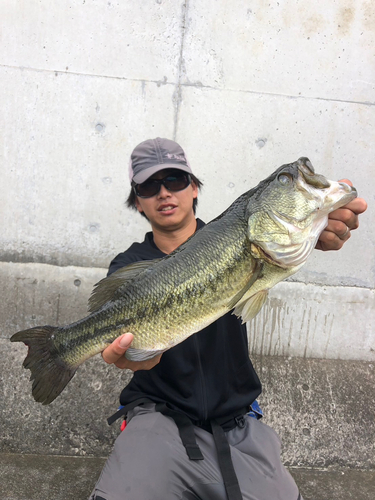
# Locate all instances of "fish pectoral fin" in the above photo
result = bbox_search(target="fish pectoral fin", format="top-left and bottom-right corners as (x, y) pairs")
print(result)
(88, 259), (162, 312)
(232, 289), (269, 323)
(227, 261), (264, 310)
(125, 346), (167, 362)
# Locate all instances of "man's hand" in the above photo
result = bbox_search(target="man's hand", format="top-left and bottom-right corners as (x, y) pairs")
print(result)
(316, 179), (367, 251)
(102, 333), (162, 371)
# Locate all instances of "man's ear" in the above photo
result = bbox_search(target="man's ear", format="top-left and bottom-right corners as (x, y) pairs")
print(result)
(135, 197), (143, 213)
(191, 181), (198, 200)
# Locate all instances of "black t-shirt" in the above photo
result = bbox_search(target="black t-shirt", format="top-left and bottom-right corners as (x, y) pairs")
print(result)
(108, 219), (261, 422)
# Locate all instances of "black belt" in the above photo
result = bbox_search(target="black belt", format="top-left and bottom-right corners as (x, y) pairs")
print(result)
(108, 400), (248, 500)
(107, 397), (153, 425)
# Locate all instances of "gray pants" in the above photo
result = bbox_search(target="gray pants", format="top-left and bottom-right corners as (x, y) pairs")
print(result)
(89, 404), (303, 500)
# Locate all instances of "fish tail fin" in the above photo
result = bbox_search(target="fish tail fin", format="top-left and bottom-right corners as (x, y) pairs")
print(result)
(10, 326), (76, 405)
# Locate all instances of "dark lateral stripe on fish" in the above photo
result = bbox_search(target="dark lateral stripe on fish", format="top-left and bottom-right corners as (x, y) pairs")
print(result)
(11, 326), (77, 405)
(56, 323), (124, 354)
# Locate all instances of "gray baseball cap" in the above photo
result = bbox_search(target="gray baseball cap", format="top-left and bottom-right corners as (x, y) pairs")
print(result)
(128, 137), (193, 184)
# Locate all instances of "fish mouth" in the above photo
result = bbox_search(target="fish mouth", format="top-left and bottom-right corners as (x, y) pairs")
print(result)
(296, 157), (357, 206)
(297, 157), (331, 189)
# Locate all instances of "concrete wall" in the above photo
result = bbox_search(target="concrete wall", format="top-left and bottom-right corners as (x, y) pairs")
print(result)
(1, 0), (374, 465)
(1, 0), (374, 358)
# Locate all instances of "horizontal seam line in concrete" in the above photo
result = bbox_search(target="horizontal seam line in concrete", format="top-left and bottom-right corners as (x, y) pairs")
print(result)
(0, 451), (108, 460)
(287, 465), (375, 472)
(285, 278), (374, 290)
(1, 63), (374, 107)
(1, 259), (373, 291)
(0, 63), (174, 88)
(0, 259), (108, 273)
(182, 81), (375, 107)
(1, 452), (374, 472)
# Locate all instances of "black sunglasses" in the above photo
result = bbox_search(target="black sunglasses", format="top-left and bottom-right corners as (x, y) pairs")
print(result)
(133, 171), (191, 198)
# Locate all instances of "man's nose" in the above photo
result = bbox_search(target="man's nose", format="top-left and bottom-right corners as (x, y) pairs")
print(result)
(157, 184), (172, 198)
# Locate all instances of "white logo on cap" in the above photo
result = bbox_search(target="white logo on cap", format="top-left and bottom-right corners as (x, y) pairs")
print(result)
(166, 153), (185, 161)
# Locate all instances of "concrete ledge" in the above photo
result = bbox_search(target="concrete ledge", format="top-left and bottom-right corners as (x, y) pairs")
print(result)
(2, 261), (374, 469)
(2, 339), (131, 457)
(255, 356), (375, 469)
(290, 467), (375, 500)
(0, 453), (104, 500)
(2, 261), (374, 361)
(0, 453), (374, 500)
(3, 341), (374, 468)
(249, 281), (375, 361)
(0, 262), (106, 336)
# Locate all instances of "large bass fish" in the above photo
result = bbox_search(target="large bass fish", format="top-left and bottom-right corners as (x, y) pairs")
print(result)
(11, 158), (357, 404)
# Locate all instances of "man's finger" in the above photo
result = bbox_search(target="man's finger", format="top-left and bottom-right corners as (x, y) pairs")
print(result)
(327, 199), (367, 232)
(316, 229), (350, 251)
(339, 197), (368, 216)
(338, 226), (350, 240)
(102, 333), (134, 364)
(325, 218), (349, 237)
(328, 207), (354, 225)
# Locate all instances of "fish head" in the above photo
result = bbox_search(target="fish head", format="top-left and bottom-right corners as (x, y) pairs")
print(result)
(246, 157), (357, 268)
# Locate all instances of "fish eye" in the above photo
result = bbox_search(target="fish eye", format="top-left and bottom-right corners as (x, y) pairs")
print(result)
(278, 173), (293, 185)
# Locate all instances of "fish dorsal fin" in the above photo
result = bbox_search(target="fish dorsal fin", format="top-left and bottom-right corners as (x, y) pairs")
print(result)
(88, 259), (161, 312)
(233, 289), (269, 323)
(227, 261), (264, 310)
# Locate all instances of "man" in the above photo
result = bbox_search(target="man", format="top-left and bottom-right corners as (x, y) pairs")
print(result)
(89, 138), (367, 500)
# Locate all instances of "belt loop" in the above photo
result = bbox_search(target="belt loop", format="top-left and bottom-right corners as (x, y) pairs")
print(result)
(234, 415), (245, 429)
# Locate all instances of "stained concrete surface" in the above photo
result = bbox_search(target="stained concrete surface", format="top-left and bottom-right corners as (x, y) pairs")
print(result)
(2, 261), (374, 372)
(3, 340), (374, 469)
(2, 64), (374, 287)
(0, 453), (374, 500)
(291, 467), (375, 500)
(1, 2), (373, 498)
(0, 453), (104, 500)
(3, 263), (374, 468)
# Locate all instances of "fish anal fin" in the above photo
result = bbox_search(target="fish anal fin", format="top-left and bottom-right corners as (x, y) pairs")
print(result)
(233, 290), (269, 323)
(125, 346), (167, 362)
(88, 259), (161, 313)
